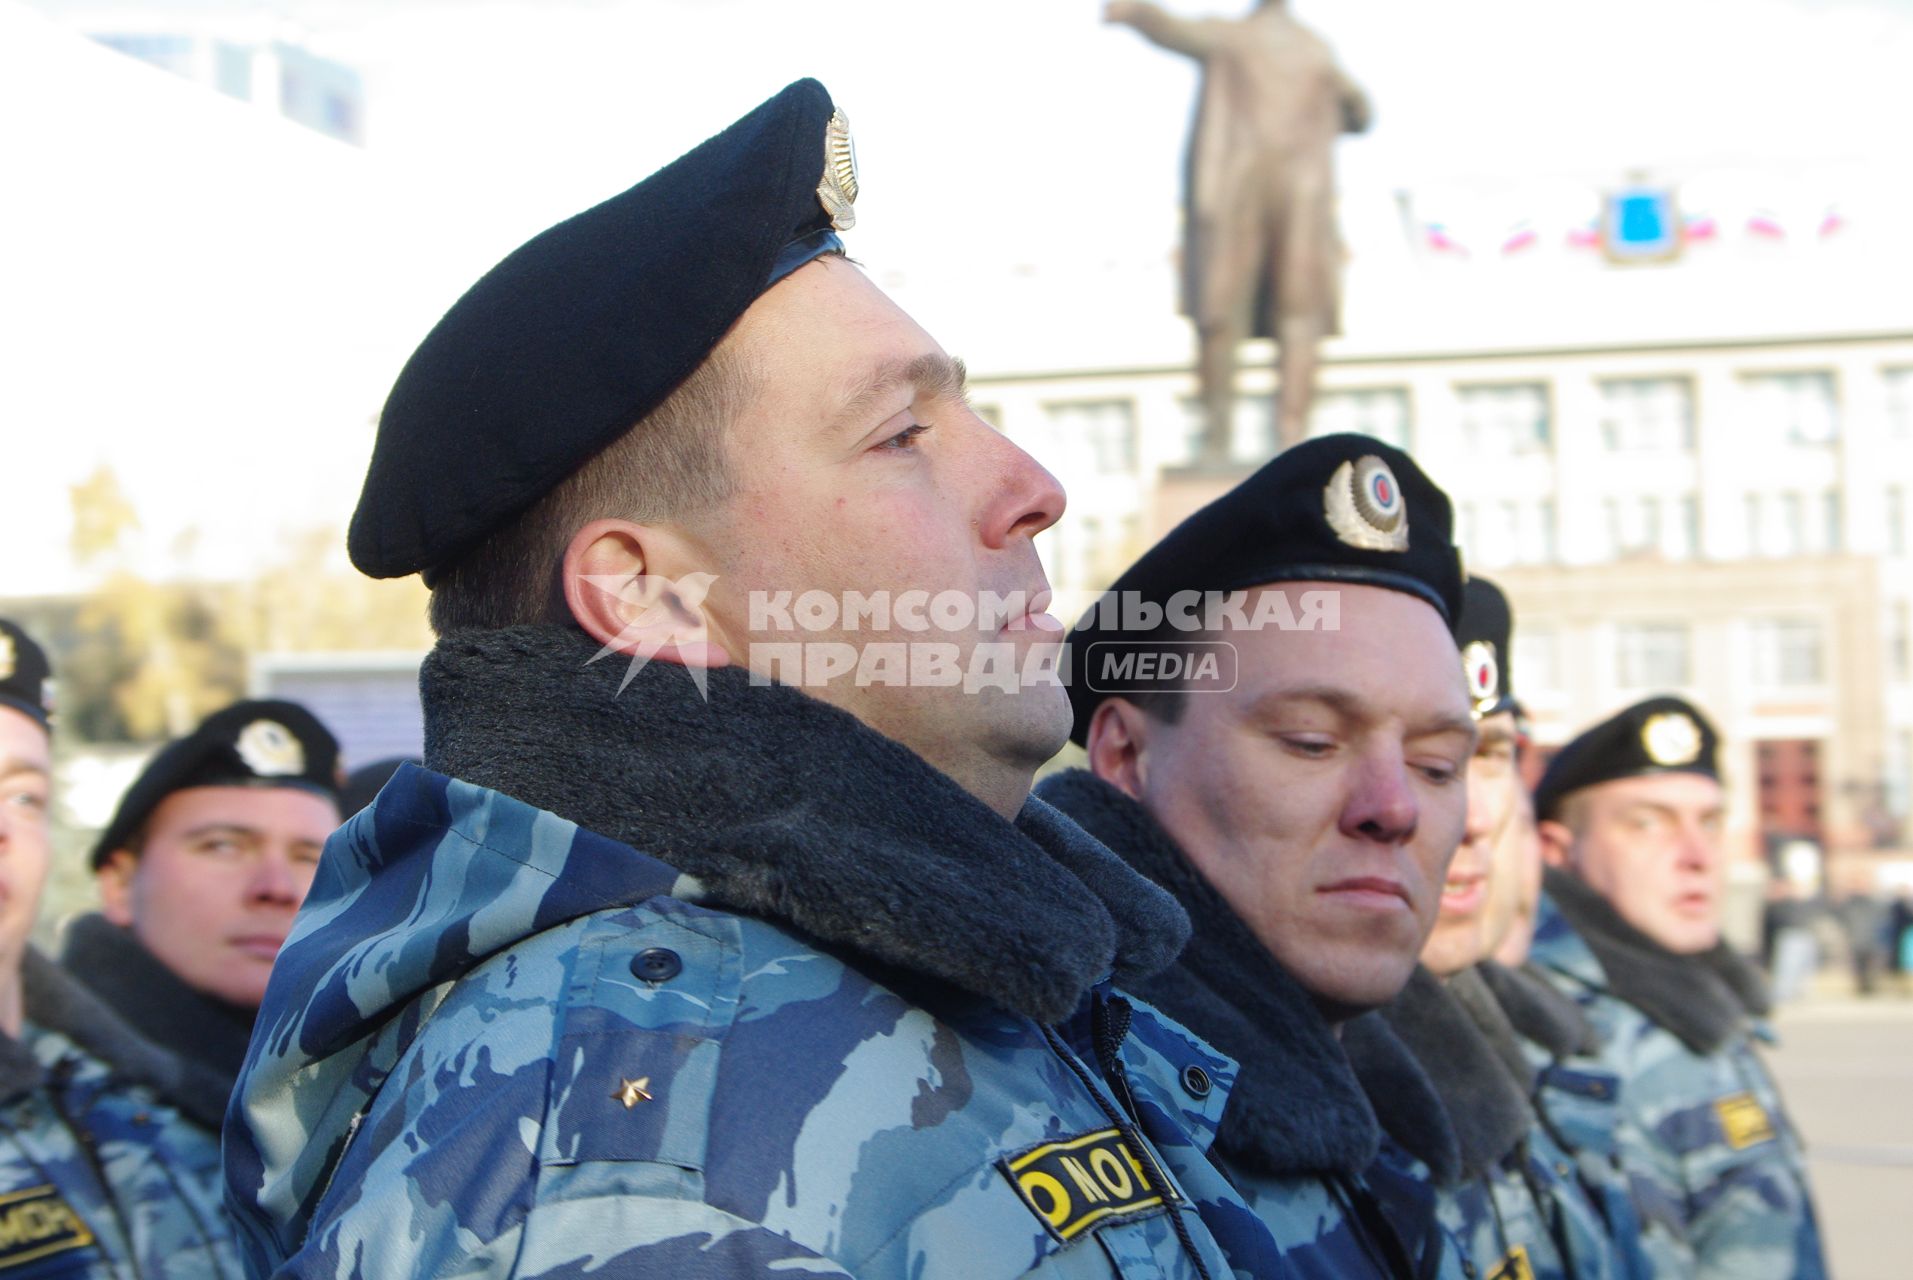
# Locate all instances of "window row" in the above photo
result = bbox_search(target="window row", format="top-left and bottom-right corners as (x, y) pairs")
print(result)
(1516, 618), (1828, 696)
(995, 366), (1913, 473)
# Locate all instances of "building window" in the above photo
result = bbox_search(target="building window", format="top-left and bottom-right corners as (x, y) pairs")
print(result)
(1044, 400), (1136, 475)
(1822, 491), (1843, 553)
(1890, 603), (1911, 683)
(1309, 388), (1411, 449)
(1615, 623), (1690, 688)
(1890, 488), (1908, 556)
(1457, 383), (1550, 454)
(1750, 619), (1825, 688)
(1605, 496), (1661, 558)
(1674, 495), (1699, 559)
(1744, 371), (1839, 445)
(1176, 394), (1274, 462)
(1885, 368), (1913, 440)
(1598, 378), (1694, 452)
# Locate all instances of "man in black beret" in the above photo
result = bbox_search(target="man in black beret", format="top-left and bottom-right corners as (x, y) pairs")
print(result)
(0, 621), (240, 1275)
(1528, 696), (1828, 1277)
(1039, 435), (1476, 1275)
(63, 699), (341, 1110)
(226, 80), (1277, 1280)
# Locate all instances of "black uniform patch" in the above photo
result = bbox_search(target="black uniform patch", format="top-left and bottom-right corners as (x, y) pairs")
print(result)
(0, 1186), (94, 1269)
(999, 1127), (1177, 1242)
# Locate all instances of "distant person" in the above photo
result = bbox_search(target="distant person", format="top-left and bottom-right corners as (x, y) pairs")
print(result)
(62, 700), (341, 1107)
(1833, 882), (1889, 997)
(1761, 880), (1819, 1005)
(1531, 697), (1827, 1278)
(0, 619), (238, 1276)
(1891, 889), (1913, 994)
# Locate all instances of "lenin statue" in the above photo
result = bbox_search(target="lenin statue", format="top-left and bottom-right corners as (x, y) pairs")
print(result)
(1107, 1), (1370, 458)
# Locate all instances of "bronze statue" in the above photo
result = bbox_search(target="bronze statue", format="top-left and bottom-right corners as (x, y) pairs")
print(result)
(1106, 1), (1370, 457)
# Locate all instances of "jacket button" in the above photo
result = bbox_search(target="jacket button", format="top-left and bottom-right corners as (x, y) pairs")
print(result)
(1180, 1064), (1213, 1099)
(631, 948), (683, 982)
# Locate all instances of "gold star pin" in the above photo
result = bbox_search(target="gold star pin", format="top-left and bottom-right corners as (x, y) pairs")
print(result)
(613, 1077), (653, 1109)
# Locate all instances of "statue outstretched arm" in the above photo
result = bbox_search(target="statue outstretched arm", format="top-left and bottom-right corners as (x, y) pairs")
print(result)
(1104, 2), (1227, 58)
(1336, 67), (1373, 134)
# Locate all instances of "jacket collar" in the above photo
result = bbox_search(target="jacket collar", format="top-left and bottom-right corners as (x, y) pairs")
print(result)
(1536, 867), (1769, 1055)
(1036, 768), (1458, 1180)
(420, 625), (1190, 1025)
(0, 950), (229, 1131)
(1476, 960), (1600, 1060)
(1378, 967), (1533, 1181)
(60, 913), (251, 1115)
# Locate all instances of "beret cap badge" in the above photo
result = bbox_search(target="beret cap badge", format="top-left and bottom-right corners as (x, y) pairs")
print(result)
(816, 108), (859, 231)
(1324, 455), (1410, 552)
(0, 634), (12, 682)
(1462, 640), (1500, 716)
(235, 719), (306, 778)
(1641, 711), (1703, 767)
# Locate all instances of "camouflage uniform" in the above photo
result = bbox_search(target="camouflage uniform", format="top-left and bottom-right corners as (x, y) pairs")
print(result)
(1476, 963), (1653, 1280)
(226, 642), (1288, 1280)
(1377, 967), (1623, 1280)
(0, 952), (237, 1279)
(1529, 880), (1827, 1280)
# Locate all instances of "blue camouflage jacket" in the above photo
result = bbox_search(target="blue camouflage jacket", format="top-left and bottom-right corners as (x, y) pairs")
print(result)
(1530, 876), (1827, 1280)
(0, 953), (237, 1279)
(1476, 962), (1653, 1280)
(1378, 967), (1620, 1280)
(226, 770), (1278, 1278)
(225, 635), (1292, 1279)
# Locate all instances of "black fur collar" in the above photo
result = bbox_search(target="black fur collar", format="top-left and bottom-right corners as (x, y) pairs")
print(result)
(1036, 768), (1457, 1180)
(1544, 868), (1769, 1055)
(60, 913), (253, 1111)
(1379, 967), (1533, 1181)
(422, 626), (1189, 1026)
(0, 950), (229, 1131)
(1476, 960), (1600, 1060)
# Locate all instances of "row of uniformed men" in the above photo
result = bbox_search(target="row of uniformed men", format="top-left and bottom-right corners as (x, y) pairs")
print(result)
(8, 77), (1827, 1279)
(214, 81), (1822, 1279)
(0, 628), (389, 1277)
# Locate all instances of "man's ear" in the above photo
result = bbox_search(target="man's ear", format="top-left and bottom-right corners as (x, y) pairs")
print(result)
(1536, 819), (1575, 870)
(1085, 699), (1153, 801)
(97, 851), (139, 927)
(562, 519), (730, 669)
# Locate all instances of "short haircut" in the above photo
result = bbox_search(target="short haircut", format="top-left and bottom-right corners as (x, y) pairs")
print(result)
(427, 341), (753, 636)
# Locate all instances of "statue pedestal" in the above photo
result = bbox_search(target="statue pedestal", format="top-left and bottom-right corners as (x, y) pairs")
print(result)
(1153, 463), (1259, 542)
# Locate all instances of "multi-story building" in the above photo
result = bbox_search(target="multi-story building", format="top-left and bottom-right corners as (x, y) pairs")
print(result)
(971, 174), (1913, 889)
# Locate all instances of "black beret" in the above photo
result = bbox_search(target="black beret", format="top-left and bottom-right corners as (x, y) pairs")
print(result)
(0, 620), (54, 731)
(1066, 433), (1464, 745)
(1457, 576), (1516, 720)
(350, 78), (856, 582)
(92, 699), (343, 869)
(340, 755), (416, 817)
(1533, 694), (1721, 821)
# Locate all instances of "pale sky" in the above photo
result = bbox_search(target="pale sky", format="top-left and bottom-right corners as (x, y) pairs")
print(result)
(7, 0), (1913, 596)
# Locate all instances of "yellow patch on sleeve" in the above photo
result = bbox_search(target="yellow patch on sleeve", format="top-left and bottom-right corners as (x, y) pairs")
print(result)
(0, 1185), (95, 1269)
(1714, 1092), (1777, 1150)
(1487, 1243), (1536, 1280)
(998, 1127), (1178, 1242)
